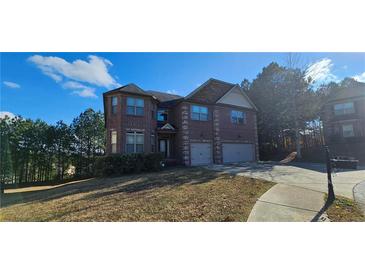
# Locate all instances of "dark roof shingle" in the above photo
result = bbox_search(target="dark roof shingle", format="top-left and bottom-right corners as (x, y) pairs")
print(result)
(104, 83), (152, 97)
(327, 84), (365, 102)
(146, 90), (182, 102)
(103, 78), (241, 107)
(186, 78), (235, 104)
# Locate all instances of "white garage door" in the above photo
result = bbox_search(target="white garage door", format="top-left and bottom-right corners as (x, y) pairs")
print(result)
(191, 143), (212, 166)
(222, 143), (254, 163)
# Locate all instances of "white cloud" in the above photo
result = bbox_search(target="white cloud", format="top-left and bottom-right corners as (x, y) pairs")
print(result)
(74, 88), (97, 98)
(62, 81), (87, 89)
(305, 58), (338, 84)
(28, 55), (119, 88)
(0, 111), (15, 119)
(353, 72), (365, 83)
(63, 81), (97, 98)
(3, 81), (21, 89)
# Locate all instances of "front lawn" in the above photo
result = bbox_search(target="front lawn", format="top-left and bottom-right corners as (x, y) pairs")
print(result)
(326, 195), (365, 222)
(0, 168), (274, 222)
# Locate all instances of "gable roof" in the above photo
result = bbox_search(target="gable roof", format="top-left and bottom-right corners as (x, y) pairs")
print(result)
(160, 123), (175, 130)
(326, 84), (365, 103)
(104, 83), (155, 98)
(103, 78), (257, 110)
(185, 78), (235, 104)
(216, 84), (258, 110)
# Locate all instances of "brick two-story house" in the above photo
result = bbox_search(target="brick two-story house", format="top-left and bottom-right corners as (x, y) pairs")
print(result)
(103, 78), (258, 166)
(321, 83), (365, 162)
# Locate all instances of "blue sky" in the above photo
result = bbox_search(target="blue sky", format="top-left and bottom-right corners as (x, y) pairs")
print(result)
(1, 52), (364, 124)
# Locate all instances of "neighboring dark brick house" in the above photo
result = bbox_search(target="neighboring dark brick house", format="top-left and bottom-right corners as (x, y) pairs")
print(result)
(321, 83), (365, 162)
(103, 78), (258, 166)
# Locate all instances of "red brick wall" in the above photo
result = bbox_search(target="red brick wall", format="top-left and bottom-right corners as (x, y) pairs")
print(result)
(187, 104), (214, 141)
(174, 101), (257, 165)
(105, 93), (258, 165)
(322, 98), (365, 139)
(216, 105), (256, 143)
(322, 98), (365, 162)
(174, 103), (188, 165)
(104, 93), (157, 155)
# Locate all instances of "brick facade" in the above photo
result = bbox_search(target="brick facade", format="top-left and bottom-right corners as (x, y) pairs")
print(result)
(104, 93), (157, 155)
(104, 79), (259, 165)
(321, 91), (365, 163)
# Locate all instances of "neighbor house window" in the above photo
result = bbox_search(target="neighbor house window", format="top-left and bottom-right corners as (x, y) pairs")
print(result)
(111, 130), (117, 153)
(126, 132), (144, 153)
(342, 124), (354, 138)
(231, 110), (245, 124)
(157, 109), (168, 121)
(127, 97), (144, 115)
(111, 96), (118, 114)
(334, 102), (355, 116)
(191, 105), (208, 121)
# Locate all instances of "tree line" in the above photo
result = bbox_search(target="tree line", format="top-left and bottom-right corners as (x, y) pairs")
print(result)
(0, 108), (105, 186)
(1, 61), (361, 187)
(241, 62), (362, 160)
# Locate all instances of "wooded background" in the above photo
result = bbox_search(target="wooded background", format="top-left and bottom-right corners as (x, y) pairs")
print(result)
(0, 62), (361, 186)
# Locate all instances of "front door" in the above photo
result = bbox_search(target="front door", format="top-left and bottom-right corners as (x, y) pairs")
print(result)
(159, 139), (170, 158)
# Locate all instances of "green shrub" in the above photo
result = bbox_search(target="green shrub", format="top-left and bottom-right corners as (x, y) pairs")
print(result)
(95, 155), (123, 176)
(144, 152), (164, 171)
(94, 153), (164, 177)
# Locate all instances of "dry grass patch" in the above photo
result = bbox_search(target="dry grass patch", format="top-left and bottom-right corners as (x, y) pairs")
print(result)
(326, 195), (365, 222)
(0, 168), (274, 222)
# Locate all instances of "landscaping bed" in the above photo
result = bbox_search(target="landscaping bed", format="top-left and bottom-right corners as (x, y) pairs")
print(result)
(0, 168), (274, 222)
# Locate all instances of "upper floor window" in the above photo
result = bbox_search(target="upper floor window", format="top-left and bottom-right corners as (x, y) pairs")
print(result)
(157, 109), (168, 121)
(191, 105), (208, 121)
(231, 110), (245, 124)
(334, 102), (355, 116)
(111, 96), (118, 114)
(342, 124), (354, 138)
(127, 97), (144, 116)
(126, 132), (144, 153)
(111, 130), (117, 153)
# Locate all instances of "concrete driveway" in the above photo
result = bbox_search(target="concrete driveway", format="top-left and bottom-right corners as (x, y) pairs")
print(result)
(208, 162), (365, 221)
(209, 162), (365, 199)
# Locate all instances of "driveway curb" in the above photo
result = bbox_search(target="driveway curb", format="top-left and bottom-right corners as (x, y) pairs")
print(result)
(353, 180), (365, 214)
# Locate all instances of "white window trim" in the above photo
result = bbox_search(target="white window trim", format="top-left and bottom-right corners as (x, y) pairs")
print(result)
(334, 102), (355, 116)
(127, 97), (144, 116)
(111, 130), (117, 153)
(231, 110), (246, 124)
(151, 134), (156, 152)
(111, 96), (118, 114)
(126, 132), (144, 153)
(342, 124), (355, 138)
(157, 109), (168, 121)
(191, 105), (208, 121)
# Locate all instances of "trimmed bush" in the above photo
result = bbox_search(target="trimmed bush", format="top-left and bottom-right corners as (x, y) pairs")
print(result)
(94, 153), (164, 177)
(144, 153), (165, 171)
